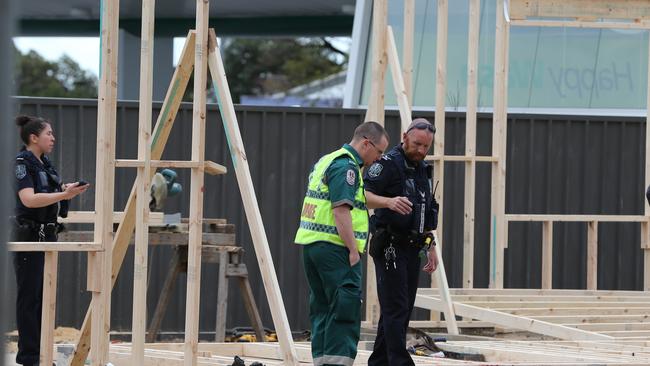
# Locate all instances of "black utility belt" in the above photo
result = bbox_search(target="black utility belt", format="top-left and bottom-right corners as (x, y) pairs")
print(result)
(369, 226), (427, 259)
(11, 217), (60, 230)
(375, 226), (426, 246)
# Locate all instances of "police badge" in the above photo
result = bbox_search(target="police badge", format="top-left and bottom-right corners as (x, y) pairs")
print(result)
(367, 162), (383, 178)
(15, 164), (27, 180)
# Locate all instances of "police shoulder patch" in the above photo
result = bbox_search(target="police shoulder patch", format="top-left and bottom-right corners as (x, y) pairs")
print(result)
(15, 164), (27, 180)
(367, 162), (383, 178)
(346, 169), (356, 186)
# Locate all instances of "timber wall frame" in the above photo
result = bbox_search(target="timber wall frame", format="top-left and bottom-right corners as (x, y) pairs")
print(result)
(492, 0), (650, 289)
(363, 0), (459, 335)
(7, 0), (119, 364)
(362, 0), (497, 329)
(13, 98), (650, 330)
(363, 0), (650, 299)
(7, 1), (303, 365)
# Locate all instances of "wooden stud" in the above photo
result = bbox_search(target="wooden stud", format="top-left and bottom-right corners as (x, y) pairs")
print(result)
(463, 0), (480, 289)
(433, 0), (448, 206)
(644, 28), (650, 292)
(60, 230), (235, 247)
(646, 31), (650, 220)
(440, 300), (650, 309)
(510, 19), (650, 29)
(446, 294), (650, 301)
(7, 242), (101, 252)
(207, 28), (299, 365)
(427, 154), (499, 162)
(641, 222), (650, 291)
(644, 245), (650, 292)
(364, 251), (380, 325)
(132, 0), (155, 363)
(364, 0), (388, 124)
(425, 289), (650, 299)
(60, 210), (164, 224)
(184, 1), (209, 364)
(446, 288), (650, 296)
(509, 0), (650, 21)
(415, 294), (612, 341)
(432, 232), (459, 335)
(386, 26), (412, 132)
(541, 221), (553, 289)
(506, 214), (649, 222)
(71, 31), (196, 366)
(587, 221), (598, 290)
(489, 0), (509, 289)
(39, 251), (58, 366)
(115, 159), (227, 175)
(437, 342), (630, 363)
(465, 0), (480, 158)
(204, 161), (228, 175)
(463, 159), (476, 288)
(363, 0), (418, 327)
(535, 314), (650, 323)
(402, 0), (414, 105)
(430, 0), (449, 321)
(215, 251), (229, 342)
(90, 0), (119, 363)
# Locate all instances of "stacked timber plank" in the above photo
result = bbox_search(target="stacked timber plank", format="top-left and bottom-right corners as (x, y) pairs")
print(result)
(416, 288), (650, 341)
(109, 343), (477, 365)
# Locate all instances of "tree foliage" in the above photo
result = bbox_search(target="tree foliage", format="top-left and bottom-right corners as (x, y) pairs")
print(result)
(222, 37), (347, 102)
(13, 44), (98, 98)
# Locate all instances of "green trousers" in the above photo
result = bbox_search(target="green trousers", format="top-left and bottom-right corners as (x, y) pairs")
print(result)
(303, 242), (362, 366)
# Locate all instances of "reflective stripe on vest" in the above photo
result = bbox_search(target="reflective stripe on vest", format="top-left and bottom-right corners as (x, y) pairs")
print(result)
(294, 148), (369, 252)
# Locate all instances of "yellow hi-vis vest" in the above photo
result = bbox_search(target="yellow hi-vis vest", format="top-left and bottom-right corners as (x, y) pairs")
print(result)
(294, 148), (369, 253)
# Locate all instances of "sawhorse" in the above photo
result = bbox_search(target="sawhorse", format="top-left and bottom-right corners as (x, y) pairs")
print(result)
(146, 223), (265, 343)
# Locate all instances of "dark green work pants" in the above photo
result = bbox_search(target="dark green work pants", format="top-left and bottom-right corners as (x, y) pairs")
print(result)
(303, 242), (362, 366)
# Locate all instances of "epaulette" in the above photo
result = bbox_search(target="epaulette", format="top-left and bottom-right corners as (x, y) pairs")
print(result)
(381, 155), (391, 161)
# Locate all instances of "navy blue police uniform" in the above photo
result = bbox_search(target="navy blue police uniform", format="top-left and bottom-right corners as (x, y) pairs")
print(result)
(363, 144), (438, 366)
(12, 148), (67, 366)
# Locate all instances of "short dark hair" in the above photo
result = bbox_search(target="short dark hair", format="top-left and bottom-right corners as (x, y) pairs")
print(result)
(15, 115), (50, 145)
(352, 121), (389, 145)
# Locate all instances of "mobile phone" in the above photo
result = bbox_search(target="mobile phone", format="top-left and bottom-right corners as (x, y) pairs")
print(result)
(77, 180), (89, 186)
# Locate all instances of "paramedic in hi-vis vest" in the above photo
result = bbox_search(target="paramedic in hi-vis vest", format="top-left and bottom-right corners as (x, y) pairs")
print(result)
(295, 121), (412, 366)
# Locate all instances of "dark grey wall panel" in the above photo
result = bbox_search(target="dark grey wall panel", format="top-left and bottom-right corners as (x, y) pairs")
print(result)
(8, 97), (646, 334)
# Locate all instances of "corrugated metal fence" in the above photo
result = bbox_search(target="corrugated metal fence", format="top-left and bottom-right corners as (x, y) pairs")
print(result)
(6, 97), (647, 334)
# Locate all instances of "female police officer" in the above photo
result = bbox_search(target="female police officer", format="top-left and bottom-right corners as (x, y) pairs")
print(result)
(12, 115), (89, 366)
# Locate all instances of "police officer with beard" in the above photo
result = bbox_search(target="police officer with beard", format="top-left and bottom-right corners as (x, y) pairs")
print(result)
(11, 115), (89, 366)
(363, 118), (439, 366)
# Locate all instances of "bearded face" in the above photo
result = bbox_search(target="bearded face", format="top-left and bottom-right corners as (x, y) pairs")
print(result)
(402, 128), (433, 162)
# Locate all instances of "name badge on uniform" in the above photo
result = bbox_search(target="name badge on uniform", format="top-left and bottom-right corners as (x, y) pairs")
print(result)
(15, 164), (26, 180)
